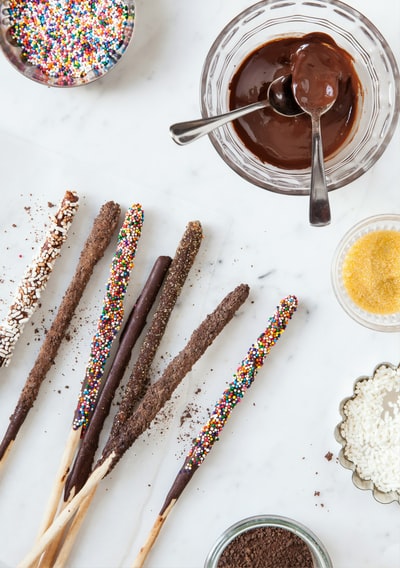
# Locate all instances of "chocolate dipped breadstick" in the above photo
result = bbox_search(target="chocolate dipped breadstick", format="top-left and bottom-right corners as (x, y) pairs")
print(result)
(133, 295), (298, 568)
(109, 220), (203, 441)
(0, 190), (79, 367)
(64, 255), (171, 501)
(0, 201), (121, 465)
(20, 283), (250, 568)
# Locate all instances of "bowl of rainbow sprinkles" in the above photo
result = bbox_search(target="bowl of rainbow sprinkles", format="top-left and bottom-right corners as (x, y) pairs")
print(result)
(0, 0), (135, 87)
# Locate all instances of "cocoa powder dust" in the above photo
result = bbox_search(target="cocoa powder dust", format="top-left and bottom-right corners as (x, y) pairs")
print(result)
(217, 526), (313, 568)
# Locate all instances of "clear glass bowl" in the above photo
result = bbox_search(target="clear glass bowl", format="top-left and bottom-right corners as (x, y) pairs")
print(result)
(335, 362), (400, 505)
(200, 0), (400, 195)
(204, 514), (332, 568)
(0, 0), (135, 87)
(331, 214), (400, 331)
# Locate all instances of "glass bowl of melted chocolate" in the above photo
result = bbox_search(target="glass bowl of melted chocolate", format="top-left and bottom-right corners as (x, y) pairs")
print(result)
(200, 0), (399, 195)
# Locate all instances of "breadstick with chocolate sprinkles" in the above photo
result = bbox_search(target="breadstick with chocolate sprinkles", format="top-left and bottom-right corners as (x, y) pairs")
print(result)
(0, 190), (79, 368)
(64, 255), (172, 501)
(133, 295), (298, 568)
(19, 283), (249, 568)
(109, 220), (203, 442)
(35, 204), (143, 543)
(0, 201), (121, 467)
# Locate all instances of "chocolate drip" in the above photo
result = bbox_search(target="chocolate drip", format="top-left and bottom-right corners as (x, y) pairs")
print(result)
(97, 283), (250, 475)
(0, 201), (121, 461)
(63, 255), (171, 500)
(109, 220), (204, 441)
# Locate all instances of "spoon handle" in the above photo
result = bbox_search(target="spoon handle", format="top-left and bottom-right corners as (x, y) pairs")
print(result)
(309, 114), (331, 227)
(170, 99), (268, 145)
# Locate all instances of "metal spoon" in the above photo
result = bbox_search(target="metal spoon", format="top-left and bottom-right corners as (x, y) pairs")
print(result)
(292, 44), (341, 227)
(170, 75), (303, 145)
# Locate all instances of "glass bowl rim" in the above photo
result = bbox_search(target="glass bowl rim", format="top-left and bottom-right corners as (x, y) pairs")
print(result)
(204, 513), (333, 568)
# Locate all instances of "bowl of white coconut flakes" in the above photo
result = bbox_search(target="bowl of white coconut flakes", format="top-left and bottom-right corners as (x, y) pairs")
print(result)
(335, 362), (400, 504)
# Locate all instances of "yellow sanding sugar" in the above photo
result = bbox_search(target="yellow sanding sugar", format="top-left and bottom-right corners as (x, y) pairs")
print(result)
(342, 230), (400, 314)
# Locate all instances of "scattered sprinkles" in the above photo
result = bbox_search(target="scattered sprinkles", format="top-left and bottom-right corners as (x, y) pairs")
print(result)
(7, 0), (132, 83)
(340, 364), (400, 493)
(0, 191), (79, 367)
(73, 204), (143, 431)
(184, 295), (298, 470)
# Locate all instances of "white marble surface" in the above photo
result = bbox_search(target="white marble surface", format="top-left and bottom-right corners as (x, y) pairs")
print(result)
(0, 1), (399, 567)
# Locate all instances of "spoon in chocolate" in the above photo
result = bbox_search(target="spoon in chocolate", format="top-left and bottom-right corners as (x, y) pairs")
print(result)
(170, 74), (303, 145)
(292, 42), (341, 227)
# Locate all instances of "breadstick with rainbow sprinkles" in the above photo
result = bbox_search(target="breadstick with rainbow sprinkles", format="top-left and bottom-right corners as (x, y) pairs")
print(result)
(133, 294), (298, 568)
(0, 190), (79, 367)
(36, 203), (143, 541)
(72, 203), (144, 433)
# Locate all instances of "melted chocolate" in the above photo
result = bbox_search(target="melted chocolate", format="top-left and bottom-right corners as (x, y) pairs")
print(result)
(229, 33), (360, 170)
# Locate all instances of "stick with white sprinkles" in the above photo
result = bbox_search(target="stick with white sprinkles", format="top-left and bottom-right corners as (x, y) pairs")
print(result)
(0, 190), (79, 368)
(35, 203), (143, 547)
(132, 294), (298, 568)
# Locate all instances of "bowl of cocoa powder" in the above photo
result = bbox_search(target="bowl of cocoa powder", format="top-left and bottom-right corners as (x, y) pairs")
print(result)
(204, 514), (332, 568)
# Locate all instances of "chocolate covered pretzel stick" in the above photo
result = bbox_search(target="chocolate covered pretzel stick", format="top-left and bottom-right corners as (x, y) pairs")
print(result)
(19, 283), (250, 568)
(0, 201), (121, 466)
(0, 190), (79, 367)
(133, 295), (298, 568)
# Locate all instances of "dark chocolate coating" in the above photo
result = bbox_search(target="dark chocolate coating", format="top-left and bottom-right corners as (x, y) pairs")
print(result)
(64, 255), (171, 500)
(0, 201), (121, 461)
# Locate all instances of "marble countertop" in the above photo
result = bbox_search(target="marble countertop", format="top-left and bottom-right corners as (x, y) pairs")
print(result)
(0, 1), (399, 567)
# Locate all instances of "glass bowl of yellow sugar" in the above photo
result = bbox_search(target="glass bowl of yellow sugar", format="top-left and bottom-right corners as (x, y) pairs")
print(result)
(332, 215), (400, 331)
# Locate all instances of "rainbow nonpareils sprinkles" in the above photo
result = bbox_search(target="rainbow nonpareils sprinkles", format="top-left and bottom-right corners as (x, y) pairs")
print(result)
(6, 0), (134, 85)
(73, 204), (143, 431)
(184, 294), (298, 470)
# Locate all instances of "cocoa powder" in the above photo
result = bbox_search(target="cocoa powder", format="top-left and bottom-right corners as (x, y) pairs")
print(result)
(217, 526), (313, 568)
